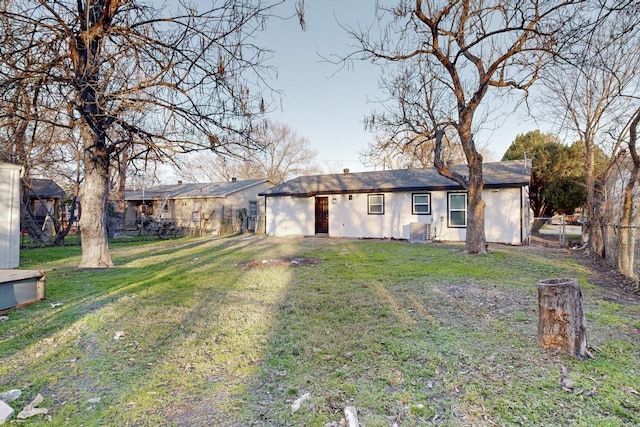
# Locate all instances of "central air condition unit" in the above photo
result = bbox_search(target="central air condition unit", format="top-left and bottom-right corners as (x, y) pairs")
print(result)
(410, 222), (432, 243)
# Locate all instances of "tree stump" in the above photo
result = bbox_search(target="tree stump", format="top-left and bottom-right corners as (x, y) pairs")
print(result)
(537, 278), (591, 359)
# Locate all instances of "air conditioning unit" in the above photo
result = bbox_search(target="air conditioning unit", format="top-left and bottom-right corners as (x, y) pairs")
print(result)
(410, 222), (432, 243)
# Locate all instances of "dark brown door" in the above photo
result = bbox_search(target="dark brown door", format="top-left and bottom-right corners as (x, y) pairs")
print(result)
(315, 197), (329, 234)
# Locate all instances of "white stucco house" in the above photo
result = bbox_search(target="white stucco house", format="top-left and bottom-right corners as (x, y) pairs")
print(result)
(259, 160), (532, 245)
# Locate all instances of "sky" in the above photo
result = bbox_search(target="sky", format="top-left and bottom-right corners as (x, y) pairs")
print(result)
(259, 0), (383, 173)
(258, 0), (545, 174)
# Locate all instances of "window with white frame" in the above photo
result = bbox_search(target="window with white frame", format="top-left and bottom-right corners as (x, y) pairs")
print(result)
(412, 193), (431, 215)
(368, 194), (384, 214)
(448, 193), (467, 227)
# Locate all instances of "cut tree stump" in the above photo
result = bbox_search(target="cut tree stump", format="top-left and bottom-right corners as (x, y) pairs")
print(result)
(537, 278), (591, 359)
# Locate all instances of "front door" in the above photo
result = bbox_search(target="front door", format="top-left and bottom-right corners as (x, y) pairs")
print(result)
(315, 197), (329, 234)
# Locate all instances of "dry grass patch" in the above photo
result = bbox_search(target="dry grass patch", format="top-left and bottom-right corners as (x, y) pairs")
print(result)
(1, 236), (638, 426)
(241, 256), (323, 270)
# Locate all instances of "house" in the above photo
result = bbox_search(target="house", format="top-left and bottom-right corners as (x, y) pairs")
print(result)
(259, 160), (532, 245)
(124, 178), (274, 235)
(24, 178), (67, 235)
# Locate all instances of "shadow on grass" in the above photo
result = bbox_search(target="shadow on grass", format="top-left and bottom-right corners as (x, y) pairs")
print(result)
(1, 238), (639, 426)
(2, 235), (292, 424)
(3, 237), (261, 355)
(240, 240), (640, 426)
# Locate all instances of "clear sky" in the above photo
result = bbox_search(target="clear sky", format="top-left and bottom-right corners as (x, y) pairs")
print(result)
(260, 0), (382, 173)
(260, 0), (544, 173)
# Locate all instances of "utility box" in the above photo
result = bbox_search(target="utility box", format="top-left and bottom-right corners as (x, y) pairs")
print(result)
(0, 163), (23, 269)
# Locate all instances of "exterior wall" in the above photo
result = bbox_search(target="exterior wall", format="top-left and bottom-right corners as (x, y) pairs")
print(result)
(124, 201), (138, 226)
(170, 198), (222, 233)
(482, 187), (527, 245)
(0, 163), (22, 268)
(328, 192), (414, 239)
(406, 191), (460, 242)
(266, 187), (529, 245)
(126, 182), (272, 235)
(220, 183), (270, 234)
(264, 196), (315, 236)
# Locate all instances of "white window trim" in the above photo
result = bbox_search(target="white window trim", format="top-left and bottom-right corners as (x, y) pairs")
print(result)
(448, 192), (467, 228)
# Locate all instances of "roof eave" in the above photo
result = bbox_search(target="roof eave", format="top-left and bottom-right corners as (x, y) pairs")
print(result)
(262, 182), (528, 197)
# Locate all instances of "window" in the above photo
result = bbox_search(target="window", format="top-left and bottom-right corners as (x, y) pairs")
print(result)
(191, 202), (201, 223)
(368, 194), (384, 214)
(412, 193), (431, 215)
(448, 193), (467, 227)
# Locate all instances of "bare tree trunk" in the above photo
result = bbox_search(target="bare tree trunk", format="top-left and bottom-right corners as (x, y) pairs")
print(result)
(617, 224), (635, 279)
(584, 140), (602, 255)
(531, 218), (548, 234)
(592, 209), (606, 257)
(616, 181), (635, 278)
(617, 108), (640, 280)
(466, 159), (487, 254)
(459, 115), (487, 254)
(114, 149), (129, 235)
(53, 195), (79, 246)
(434, 126), (488, 254)
(78, 124), (113, 268)
(72, 1), (117, 267)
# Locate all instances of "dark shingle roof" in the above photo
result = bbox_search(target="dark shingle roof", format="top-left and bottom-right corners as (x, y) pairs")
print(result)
(260, 160), (531, 197)
(28, 178), (66, 199)
(125, 178), (271, 201)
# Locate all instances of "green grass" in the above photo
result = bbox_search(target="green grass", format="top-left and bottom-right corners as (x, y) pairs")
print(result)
(1, 236), (638, 426)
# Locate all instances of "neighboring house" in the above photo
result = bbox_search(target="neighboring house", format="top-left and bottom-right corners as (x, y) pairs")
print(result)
(25, 178), (67, 235)
(259, 160), (532, 245)
(124, 178), (274, 235)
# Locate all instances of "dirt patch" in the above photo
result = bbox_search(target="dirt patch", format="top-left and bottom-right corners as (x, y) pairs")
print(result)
(438, 281), (532, 315)
(240, 256), (323, 270)
(575, 251), (640, 305)
(526, 234), (640, 305)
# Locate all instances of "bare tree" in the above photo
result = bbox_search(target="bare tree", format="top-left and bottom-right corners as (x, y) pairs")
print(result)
(249, 121), (320, 183)
(0, 87), (56, 244)
(173, 153), (248, 183)
(360, 132), (466, 170)
(109, 146), (130, 237)
(37, 125), (84, 246)
(538, 4), (640, 258)
(0, 1), (298, 267)
(0, 10), (72, 244)
(345, 0), (586, 253)
(616, 108), (640, 281)
(174, 121), (320, 184)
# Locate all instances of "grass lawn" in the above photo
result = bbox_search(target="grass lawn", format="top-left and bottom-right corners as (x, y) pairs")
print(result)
(1, 235), (639, 426)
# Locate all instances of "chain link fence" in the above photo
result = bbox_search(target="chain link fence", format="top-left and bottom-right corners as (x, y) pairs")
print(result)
(529, 216), (584, 247)
(602, 223), (640, 280)
(530, 217), (640, 285)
